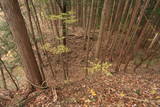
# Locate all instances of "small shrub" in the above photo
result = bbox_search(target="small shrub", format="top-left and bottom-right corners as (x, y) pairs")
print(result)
(88, 59), (112, 76)
(41, 43), (70, 55)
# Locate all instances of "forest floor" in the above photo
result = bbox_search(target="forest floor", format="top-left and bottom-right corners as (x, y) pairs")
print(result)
(1, 28), (160, 107)
(5, 69), (160, 107)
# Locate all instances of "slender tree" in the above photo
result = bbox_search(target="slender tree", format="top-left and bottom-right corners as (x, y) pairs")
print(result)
(0, 66), (7, 89)
(95, 0), (109, 59)
(0, 56), (19, 90)
(25, 0), (45, 81)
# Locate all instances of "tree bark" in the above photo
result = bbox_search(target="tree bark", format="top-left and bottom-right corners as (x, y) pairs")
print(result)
(0, 0), (44, 89)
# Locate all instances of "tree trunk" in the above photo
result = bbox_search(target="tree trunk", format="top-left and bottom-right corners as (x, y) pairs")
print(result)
(0, 57), (19, 90)
(0, 0), (44, 89)
(0, 66), (7, 89)
(95, 0), (109, 59)
(62, 0), (69, 80)
(25, 0), (45, 82)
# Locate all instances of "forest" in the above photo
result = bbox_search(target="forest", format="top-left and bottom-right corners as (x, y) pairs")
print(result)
(0, 0), (160, 106)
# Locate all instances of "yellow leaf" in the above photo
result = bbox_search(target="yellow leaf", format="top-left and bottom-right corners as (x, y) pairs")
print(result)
(150, 89), (157, 95)
(89, 89), (97, 96)
(119, 92), (125, 97)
